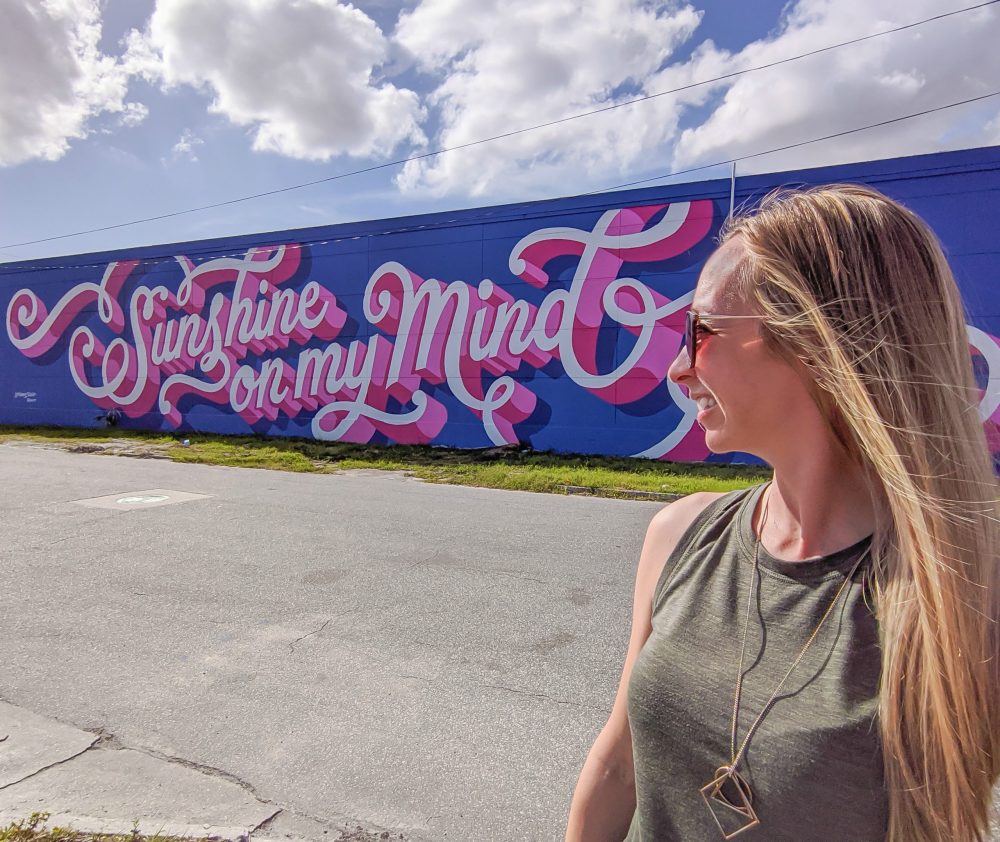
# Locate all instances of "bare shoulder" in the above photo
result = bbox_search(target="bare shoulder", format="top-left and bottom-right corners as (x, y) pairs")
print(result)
(635, 491), (728, 591)
(645, 491), (728, 552)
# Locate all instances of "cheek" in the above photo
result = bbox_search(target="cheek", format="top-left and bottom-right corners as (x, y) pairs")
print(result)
(745, 358), (817, 417)
(702, 345), (809, 411)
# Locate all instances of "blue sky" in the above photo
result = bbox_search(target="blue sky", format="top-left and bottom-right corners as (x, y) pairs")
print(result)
(1, 0), (998, 263)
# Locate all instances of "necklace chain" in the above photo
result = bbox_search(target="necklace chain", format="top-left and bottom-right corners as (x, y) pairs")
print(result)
(727, 482), (869, 771)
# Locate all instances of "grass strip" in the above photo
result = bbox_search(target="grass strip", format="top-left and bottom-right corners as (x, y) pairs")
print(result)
(0, 425), (771, 498)
(0, 813), (396, 842)
(0, 813), (214, 842)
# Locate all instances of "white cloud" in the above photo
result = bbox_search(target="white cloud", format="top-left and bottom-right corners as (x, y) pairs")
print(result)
(0, 0), (137, 166)
(125, 0), (426, 161)
(171, 128), (203, 160)
(119, 101), (149, 128)
(393, 0), (702, 197)
(389, 0), (1000, 198)
(668, 0), (1000, 175)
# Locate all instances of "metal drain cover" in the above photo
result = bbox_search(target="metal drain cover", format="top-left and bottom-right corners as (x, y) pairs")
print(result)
(71, 488), (211, 510)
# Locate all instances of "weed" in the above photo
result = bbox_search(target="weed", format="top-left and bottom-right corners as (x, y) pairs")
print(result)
(0, 812), (213, 842)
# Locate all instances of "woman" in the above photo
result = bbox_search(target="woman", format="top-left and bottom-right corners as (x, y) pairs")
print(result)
(565, 185), (1000, 841)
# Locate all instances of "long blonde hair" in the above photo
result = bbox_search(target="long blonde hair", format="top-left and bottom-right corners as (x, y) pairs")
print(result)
(722, 184), (1000, 841)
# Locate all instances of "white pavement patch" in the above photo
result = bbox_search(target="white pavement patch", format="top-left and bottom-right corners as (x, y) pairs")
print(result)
(0, 742), (278, 839)
(0, 702), (97, 788)
(70, 488), (211, 511)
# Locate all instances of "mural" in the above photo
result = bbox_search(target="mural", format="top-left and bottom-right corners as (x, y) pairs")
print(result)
(4, 146), (1000, 464)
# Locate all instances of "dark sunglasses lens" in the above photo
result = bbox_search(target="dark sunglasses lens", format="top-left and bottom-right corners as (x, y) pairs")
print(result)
(685, 310), (696, 364)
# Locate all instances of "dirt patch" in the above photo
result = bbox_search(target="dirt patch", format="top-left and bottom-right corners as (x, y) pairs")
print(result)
(5, 437), (174, 460)
(68, 439), (173, 459)
(337, 468), (415, 480)
(336, 829), (406, 841)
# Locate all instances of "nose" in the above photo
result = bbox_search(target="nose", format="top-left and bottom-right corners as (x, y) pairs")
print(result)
(668, 340), (693, 386)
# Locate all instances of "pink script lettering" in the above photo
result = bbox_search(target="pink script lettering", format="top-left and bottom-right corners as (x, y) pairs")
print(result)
(7, 203), (726, 450)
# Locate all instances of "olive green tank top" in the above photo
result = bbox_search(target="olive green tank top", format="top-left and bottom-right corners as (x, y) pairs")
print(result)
(625, 483), (886, 841)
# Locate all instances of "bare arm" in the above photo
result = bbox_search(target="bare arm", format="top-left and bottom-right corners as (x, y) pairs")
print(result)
(565, 492), (722, 842)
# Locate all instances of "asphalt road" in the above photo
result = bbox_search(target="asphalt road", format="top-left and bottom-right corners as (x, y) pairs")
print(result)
(0, 443), (660, 841)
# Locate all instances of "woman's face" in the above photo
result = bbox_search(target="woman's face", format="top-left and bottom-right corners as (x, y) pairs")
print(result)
(667, 236), (819, 458)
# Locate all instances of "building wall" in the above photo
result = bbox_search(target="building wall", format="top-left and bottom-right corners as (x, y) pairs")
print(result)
(4, 146), (1000, 465)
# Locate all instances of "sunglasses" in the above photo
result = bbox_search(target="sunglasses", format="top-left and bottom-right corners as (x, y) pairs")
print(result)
(682, 310), (761, 367)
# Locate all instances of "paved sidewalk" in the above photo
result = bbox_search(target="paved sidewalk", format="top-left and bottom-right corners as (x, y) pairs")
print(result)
(0, 700), (402, 841)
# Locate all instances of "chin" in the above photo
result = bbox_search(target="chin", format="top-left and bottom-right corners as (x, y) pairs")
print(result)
(704, 430), (766, 464)
(702, 427), (739, 455)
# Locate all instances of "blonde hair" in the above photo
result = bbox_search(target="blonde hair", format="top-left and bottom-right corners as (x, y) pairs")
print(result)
(722, 184), (1000, 842)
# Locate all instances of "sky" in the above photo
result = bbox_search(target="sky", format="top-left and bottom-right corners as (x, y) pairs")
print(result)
(1, 0), (999, 263)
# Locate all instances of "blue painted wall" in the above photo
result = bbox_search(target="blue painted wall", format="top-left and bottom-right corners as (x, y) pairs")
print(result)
(4, 145), (1000, 464)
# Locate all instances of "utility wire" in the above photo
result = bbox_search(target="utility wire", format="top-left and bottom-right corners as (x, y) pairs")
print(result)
(2, 0), (998, 251)
(6, 89), (996, 274)
(586, 90), (1000, 195)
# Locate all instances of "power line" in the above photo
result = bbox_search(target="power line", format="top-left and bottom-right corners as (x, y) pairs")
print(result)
(6, 90), (996, 276)
(586, 90), (1000, 195)
(2, 0), (998, 251)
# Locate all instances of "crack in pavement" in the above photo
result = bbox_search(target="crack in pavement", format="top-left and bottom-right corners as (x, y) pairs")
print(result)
(491, 569), (547, 585)
(96, 738), (276, 805)
(24, 514), (117, 553)
(476, 683), (604, 710)
(251, 811), (281, 833)
(285, 602), (400, 654)
(288, 618), (334, 654)
(0, 738), (98, 792)
(252, 803), (409, 842)
(248, 809), (283, 836)
(87, 726), (125, 749)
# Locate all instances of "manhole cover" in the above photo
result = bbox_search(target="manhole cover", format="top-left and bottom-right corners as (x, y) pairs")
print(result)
(71, 489), (211, 510)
